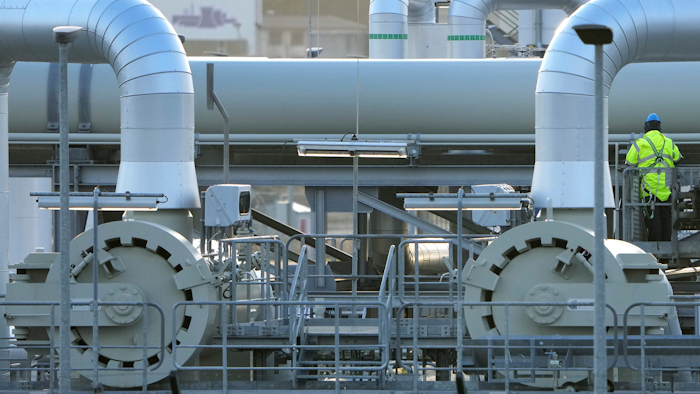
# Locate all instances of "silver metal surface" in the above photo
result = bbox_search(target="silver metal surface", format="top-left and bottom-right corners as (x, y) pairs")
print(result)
(57, 39), (71, 394)
(593, 42), (606, 394)
(7, 59), (700, 138)
(0, 0), (199, 209)
(533, 0), (700, 209)
(0, 60), (13, 388)
(369, 0), (409, 58)
(448, 0), (589, 58)
(408, 0), (436, 23)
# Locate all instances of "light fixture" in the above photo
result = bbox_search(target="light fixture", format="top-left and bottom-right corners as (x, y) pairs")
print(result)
(32, 192), (164, 211)
(400, 193), (530, 211)
(296, 140), (409, 158)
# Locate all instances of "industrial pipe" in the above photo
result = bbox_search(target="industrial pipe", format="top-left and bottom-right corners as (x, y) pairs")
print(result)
(532, 0), (700, 209)
(448, 0), (589, 58)
(11, 58), (700, 138)
(370, 0), (435, 59)
(0, 61), (14, 384)
(0, 0), (198, 210)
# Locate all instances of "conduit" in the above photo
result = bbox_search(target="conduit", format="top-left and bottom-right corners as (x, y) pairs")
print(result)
(448, 0), (589, 58)
(369, 0), (436, 58)
(532, 0), (700, 209)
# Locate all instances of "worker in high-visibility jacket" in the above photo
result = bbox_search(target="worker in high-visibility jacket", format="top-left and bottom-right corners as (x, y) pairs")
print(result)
(625, 113), (682, 241)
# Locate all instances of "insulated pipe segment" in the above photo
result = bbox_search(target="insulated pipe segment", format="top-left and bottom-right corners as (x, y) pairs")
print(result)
(0, 0), (198, 209)
(408, 0), (437, 23)
(369, 0), (410, 58)
(369, 0), (436, 59)
(448, 0), (590, 58)
(532, 0), (700, 209)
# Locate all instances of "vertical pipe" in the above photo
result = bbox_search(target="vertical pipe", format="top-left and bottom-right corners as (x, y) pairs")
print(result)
(92, 187), (99, 389)
(352, 156), (359, 316)
(58, 41), (72, 394)
(369, 0), (409, 59)
(640, 305), (646, 393)
(456, 189), (464, 377)
(223, 115), (229, 184)
(314, 189), (326, 289)
(504, 304), (510, 393)
(593, 42), (607, 394)
(614, 142), (619, 239)
(535, 10), (543, 48)
(221, 301), (227, 392)
(0, 61), (13, 386)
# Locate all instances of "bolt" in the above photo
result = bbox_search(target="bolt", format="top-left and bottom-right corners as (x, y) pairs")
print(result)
(132, 290), (138, 295)
(541, 286), (547, 290)
(120, 285), (126, 290)
(553, 290), (559, 295)
(109, 290), (114, 295)
(529, 291), (535, 295)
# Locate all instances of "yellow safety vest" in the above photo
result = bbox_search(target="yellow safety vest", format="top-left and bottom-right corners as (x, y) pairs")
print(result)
(625, 130), (682, 202)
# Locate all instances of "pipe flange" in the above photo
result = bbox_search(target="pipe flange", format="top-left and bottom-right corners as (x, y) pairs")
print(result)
(525, 284), (564, 325)
(104, 284), (144, 325)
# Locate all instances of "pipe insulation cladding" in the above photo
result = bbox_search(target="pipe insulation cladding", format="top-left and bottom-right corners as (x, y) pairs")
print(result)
(0, 0), (199, 210)
(448, 0), (590, 58)
(7, 58), (700, 139)
(532, 0), (700, 209)
(370, 0), (436, 59)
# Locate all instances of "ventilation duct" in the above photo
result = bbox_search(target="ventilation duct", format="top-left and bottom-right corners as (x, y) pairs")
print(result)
(532, 0), (700, 210)
(370, 0), (436, 58)
(448, 0), (590, 58)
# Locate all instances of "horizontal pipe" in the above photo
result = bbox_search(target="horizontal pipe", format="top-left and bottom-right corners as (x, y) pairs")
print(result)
(9, 59), (700, 138)
(10, 133), (700, 145)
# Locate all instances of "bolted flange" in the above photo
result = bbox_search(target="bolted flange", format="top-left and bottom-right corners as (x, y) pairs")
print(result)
(104, 284), (145, 325)
(525, 284), (564, 325)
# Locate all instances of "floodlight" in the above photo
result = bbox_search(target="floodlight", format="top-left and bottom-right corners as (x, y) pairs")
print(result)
(36, 196), (160, 211)
(403, 197), (524, 211)
(400, 192), (530, 211)
(296, 140), (409, 158)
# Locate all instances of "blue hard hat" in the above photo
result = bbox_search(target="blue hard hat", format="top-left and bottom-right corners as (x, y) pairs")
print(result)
(646, 113), (660, 123)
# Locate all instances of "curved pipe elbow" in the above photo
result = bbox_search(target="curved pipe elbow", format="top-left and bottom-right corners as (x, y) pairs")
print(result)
(370, 0), (409, 17)
(0, 0), (198, 209)
(533, 0), (700, 209)
(408, 0), (436, 23)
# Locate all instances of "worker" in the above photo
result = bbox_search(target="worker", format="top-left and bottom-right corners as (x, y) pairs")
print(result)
(625, 113), (682, 241)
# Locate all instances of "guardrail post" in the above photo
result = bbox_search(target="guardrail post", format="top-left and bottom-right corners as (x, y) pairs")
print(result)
(641, 304), (646, 393)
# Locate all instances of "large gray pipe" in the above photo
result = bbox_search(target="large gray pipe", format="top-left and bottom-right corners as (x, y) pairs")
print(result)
(0, 61), (14, 381)
(369, 0), (435, 58)
(0, 0), (198, 210)
(532, 0), (700, 209)
(0, 0), (195, 382)
(448, 0), (589, 58)
(7, 58), (700, 138)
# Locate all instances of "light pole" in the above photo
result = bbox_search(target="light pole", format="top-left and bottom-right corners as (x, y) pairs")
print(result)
(53, 25), (82, 393)
(573, 24), (614, 394)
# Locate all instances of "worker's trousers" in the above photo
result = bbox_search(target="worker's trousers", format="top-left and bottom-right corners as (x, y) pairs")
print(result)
(644, 204), (672, 242)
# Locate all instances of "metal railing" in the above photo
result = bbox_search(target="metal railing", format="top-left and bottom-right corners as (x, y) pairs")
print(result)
(2, 300), (165, 393)
(394, 301), (619, 393)
(623, 299), (700, 393)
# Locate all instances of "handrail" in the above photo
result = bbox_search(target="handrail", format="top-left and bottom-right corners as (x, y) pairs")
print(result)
(378, 245), (396, 305)
(394, 301), (619, 373)
(622, 301), (697, 371)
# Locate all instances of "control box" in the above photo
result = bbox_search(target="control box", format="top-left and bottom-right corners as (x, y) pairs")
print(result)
(204, 184), (252, 227)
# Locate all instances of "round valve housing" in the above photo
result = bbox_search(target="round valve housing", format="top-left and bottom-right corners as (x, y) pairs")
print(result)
(462, 220), (675, 339)
(43, 220), (218, 387)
